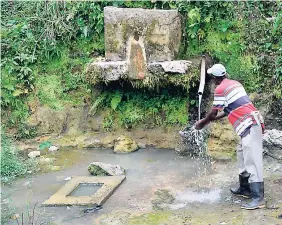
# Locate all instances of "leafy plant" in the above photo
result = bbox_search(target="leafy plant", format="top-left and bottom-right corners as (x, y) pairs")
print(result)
(110, 91), (123, 111)
(1, 1), (282, 136)
(39, 141), (52, 151)
(102, 113), (114, 131)
(0, 130), (35, 183)
(88, 93), (107, 115)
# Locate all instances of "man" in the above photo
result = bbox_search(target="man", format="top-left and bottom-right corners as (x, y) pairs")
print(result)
(195, 64), (265, 210)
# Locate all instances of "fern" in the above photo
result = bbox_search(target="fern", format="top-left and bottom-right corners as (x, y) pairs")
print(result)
(88, 93), (107, 115)
(110, 91), (123, 111)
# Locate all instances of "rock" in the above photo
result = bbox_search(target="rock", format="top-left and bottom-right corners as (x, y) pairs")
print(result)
(101, 136), (115, 149)
(86, 61), (127, 82)
(138, 143), (146, 149)
(23, 181), (31, 187)
(51, 166), (61, 172)
(48, 145), (59, 152)
(54, 135), (86, 148)
(26, 106), (66, 135)
(86, 7), (195, 84)
(148, 61), (192, 74)
(263, 129), (282, 160)
(265, 99), (282, 130)
(263, 129), (282, 148)
(25, 105), (90, 137)
(28, 151), (40, 159)
(104, 7), (181, 62)
(114, 135), (139, 153)
(39, 157), (55, 164)
(83, 138), (102, 148)
(11, 214), (20, 220)
(88, 164), (110, 176)
(88, 162), (125, 176)
(83, 136), (115, 149)
(17, 142), (38, 152)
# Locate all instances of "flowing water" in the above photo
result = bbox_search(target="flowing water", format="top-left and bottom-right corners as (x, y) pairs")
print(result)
(179, 93), (208, 157)
(198, 94), (203, 120)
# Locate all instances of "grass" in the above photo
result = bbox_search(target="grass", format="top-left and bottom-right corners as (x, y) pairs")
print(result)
(90, 87), (191, 130)
(0, 131), (36, 184)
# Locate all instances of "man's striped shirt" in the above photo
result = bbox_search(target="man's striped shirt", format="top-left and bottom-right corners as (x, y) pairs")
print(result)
(212, 78), (260, 136)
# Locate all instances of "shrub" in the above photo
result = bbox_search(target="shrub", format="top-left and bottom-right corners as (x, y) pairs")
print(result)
(0, 131), (34, 183)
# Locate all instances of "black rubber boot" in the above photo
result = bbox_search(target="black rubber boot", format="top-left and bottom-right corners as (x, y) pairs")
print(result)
(241, 182), (265, 210)
(230, 173), (251, 198)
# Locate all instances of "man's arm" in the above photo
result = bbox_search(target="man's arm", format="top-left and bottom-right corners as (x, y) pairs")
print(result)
(214, 111), (227, 121)
(195, 110), (226, 130)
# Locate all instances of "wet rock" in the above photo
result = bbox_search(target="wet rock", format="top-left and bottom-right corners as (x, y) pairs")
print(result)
(51, 166), (61, 172)
(114, 135), (138, 153)
(54, 135), (87, 148)
(28, 151), (40, 159)
(83, 204), (102, 213)
(39, 157), (55, 164)
(101, 136), (115, 149)
(151, 189), (175, 210)
(11, 214), (20, 220)
(83, 138), (102, 148)
(88, 162), (125, 176)
(178, 125), (209, 156)
(48, 145), (59, 152)
(88, 164), (110, 176)
(83, 136), (115, 149)
(138, 143), (146, 149)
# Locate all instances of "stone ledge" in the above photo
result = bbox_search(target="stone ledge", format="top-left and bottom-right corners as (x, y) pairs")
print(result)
(86, 60), (194, 82)
(148, 60), (192, 74)
(42, 175), (125, 206)
(86, 61), (127, 81)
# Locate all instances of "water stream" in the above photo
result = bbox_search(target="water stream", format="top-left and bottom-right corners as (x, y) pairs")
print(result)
(179, 93), (208, 156)
(198, 94), (203, 120)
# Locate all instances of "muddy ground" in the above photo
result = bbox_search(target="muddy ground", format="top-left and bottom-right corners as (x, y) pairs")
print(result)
(1, 147), (282, 225)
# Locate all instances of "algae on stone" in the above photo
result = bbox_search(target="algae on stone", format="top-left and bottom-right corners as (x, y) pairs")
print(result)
(88, 164), (110, 176)
(114, 135), (139, 153)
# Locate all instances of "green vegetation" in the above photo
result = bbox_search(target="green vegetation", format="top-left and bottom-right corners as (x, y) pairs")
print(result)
(90, 87), (190, 130)
(0, 130), (35, 183)
(1, 1), (281, 134)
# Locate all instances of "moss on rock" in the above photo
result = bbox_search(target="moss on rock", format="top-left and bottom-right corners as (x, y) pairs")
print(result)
(88, 164), (110, 176)
(114, 135), (139, 153)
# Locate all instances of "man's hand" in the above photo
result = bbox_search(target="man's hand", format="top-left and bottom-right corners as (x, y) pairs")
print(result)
(195, 119), (205, 130)
(195, 109), (219, 130)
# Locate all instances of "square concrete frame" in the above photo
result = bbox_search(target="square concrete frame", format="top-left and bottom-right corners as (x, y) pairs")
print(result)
(42, 175), (125, 206)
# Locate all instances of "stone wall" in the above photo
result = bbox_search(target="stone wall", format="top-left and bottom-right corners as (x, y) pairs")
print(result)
(104, 7), (182, 62)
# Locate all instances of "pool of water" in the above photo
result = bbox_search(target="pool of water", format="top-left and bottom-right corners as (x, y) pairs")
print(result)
(69, 183), (103, 196)
(2, 147), (214, 225)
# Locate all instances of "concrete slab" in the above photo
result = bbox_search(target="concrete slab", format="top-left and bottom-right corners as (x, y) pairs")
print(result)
(42, 175), (125, 206)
